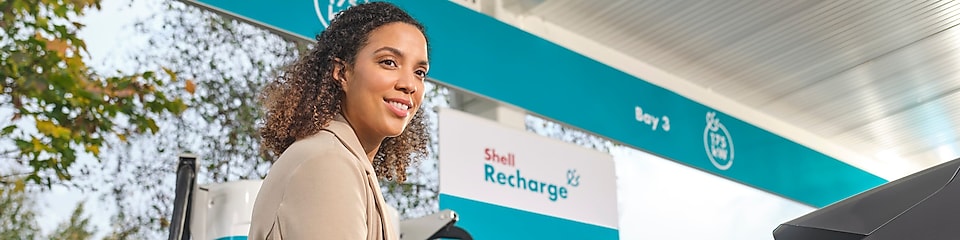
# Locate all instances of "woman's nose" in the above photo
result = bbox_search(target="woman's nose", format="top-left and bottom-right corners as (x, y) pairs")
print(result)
(395, 74), (417, 94)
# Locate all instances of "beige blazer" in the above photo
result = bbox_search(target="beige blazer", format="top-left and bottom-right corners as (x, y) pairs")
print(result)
(248, 117), (397, 240)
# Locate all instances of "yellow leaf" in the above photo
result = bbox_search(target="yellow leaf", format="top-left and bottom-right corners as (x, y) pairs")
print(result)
(66, 55), (87, 72)
(31, 138), (44, 152)
(117, 133), (127, 142)
(162, 67), (178, 82)
(14, 179), (24, 193)
(85, 144), (99, 156)
(36, 120), (55, 134)
(35, 120), (71, 138)
(185, 79), (196, 95)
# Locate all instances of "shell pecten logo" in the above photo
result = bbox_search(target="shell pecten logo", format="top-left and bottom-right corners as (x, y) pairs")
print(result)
(483, 148), (576, 202)
(313, 0), (371, 28)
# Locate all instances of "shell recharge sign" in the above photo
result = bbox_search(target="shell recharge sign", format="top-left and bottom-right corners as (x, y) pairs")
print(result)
(439, 108), (618, 239)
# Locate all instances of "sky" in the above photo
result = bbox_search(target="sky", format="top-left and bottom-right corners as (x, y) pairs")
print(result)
(37, 0), (150, 237)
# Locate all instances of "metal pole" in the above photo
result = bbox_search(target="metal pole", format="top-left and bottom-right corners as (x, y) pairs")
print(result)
(169, 154), (197, 240)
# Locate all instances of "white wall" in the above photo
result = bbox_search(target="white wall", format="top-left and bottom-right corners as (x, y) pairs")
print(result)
(612, 146), (814, 240)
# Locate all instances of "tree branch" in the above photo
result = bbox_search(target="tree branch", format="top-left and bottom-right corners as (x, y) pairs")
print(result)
(0, 172), (30, 185)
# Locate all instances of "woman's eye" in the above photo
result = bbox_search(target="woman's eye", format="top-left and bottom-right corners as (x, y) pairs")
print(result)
(415, 70), (427, 78)
(379, 59), (398, 68)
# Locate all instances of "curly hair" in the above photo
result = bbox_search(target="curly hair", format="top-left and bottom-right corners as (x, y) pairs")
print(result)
(259, 2), (429, 182)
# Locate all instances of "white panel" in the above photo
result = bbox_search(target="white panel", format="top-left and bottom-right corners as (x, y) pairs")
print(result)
(194, 180), (263, 240)
(612, 147), (814, 240)
(438, 108), (619, 229)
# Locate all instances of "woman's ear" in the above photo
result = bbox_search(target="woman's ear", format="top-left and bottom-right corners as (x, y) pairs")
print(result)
(332, 58), (349, 89)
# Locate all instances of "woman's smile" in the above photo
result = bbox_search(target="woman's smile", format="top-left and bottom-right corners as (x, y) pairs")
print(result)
(384, 97), (412, 118)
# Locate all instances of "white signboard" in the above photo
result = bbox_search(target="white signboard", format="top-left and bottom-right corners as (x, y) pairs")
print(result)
(439, 108), (618, 234)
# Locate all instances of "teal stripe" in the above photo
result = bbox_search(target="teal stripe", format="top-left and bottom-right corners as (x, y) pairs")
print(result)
(215, 236), (247, 240)
(440, 194), (619, 239)
(186, 0), (319, 39)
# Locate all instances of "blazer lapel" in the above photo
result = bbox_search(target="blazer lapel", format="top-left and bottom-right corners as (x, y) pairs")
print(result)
(322, 116), (395, 239)
(324, 116), (368, 166)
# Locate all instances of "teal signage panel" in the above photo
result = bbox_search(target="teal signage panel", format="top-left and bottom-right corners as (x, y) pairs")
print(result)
(440, 194), (618, 239)
(183, 0), (320, 41)
(187, 0), (886, 207)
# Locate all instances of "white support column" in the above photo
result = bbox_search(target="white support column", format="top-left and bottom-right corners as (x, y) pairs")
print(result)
(494, 104), (525, 131)
(449, 88), (526, 131)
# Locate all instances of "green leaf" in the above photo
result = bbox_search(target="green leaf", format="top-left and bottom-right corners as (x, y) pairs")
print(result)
(0, 125), (15, 135)
(145, 118), (158, 134)
(35, 15), (49, 27)
(162, 67), (177, 82)
(14, 139), (31, 151)
(53, 5), (68, 18)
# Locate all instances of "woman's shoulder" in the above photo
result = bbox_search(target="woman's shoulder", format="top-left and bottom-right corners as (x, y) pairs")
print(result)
(262, 130), (365, 189)
(250, 130), (369, 234)
(279, 130), (357, 167)
(288, 130), (343, 153)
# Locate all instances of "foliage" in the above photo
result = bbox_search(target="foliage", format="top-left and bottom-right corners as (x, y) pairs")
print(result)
(97, 136), (175, 239)
(48, 201), (97, 240)
(0, 184), (105, 240)
(0, 0), (187, 189)
(0, 186), (40, 240)
(126, 0), (299, 182)
(100, 200), (147, 240)
(90, 0), (299, 236)
(526, 115), (615, 154)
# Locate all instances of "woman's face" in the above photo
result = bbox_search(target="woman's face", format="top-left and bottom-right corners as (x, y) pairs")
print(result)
(340, 22), (428, 144)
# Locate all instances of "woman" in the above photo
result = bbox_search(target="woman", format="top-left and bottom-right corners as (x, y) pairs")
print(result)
(249, 2), (430, 239)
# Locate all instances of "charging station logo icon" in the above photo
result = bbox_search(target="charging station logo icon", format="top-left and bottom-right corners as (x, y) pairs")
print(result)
(704, 111), (735, 170)
(566, 169), (580, 187)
